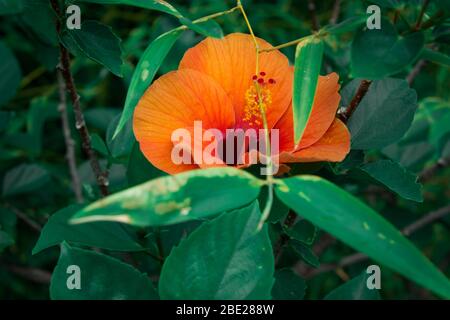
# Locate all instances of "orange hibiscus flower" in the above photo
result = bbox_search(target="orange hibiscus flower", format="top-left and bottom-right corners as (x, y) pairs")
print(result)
(133, 33), (350, 174)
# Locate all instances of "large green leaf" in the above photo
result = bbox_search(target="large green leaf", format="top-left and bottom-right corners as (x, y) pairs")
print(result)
(61, 20), (123, 77)
(351, 20), (424, 79)
(113, 29), (182, 138)
(292, 36), (324, 145)
(0, 0), (24, 15)
(159, 201), (274, 299)
(421, 48), (450, 67)
(75, 0), (223, 38)
(359, 160), (423, 202)
(271, 269), (306, 300)
(0, 41), (21, 107)
(324, 272), (381, 300)
(344, 78), (418, 149)
(2, 164), (50, 197)
(106, 114), (135, 159)
(50, 243), (158, 300)
(33, 205), (143, 254)
(71, 167), (263, 227)
(275, 175), (450, 298)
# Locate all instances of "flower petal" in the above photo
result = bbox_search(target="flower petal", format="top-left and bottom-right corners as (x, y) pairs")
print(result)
(279, 118), (350, 163)
(133, 69), (235, 174)
(179, 33), (292, 129)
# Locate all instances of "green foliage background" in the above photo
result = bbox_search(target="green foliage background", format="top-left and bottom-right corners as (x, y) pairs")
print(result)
(0, 0), (449, 300)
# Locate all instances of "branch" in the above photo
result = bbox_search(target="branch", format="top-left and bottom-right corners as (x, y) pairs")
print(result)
(57, 66), (84, 203)
(303, 204), (450, 278)
(329, 0), (341, 25)
(49, 0), (109, 197)
(414, 0), (430, 30)
(5, 204), (42, 232)
(308, 0), (320, 31)
(406, 59), (427, 85)
(3, 263), (51, 284)
(338, 80), (372, 123)
(419, 156), (450, 182)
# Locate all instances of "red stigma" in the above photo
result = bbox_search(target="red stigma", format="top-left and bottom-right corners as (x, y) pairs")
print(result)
(260, 71), (266, 76)
(252, 75), (258, 80)
(257, 78), (264, 84)
(268, 78), (276, 84)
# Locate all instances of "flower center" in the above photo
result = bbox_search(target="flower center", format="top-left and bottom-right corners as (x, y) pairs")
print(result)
(243, 71), (276, 128)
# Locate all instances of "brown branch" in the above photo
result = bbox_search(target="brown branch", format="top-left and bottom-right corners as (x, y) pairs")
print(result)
(57, 66), (84, 203)
(5, 204), (42, 232)
(419, 156), (450, 182)
(303, 204), (450, 278)
(4, 263), (51, 284)
(49, 0), (108, 197)
(329, 0), (341, 25)
(338, 80), (372, 123)
(307, 0), (320, 31)
(407, 59), (427, 85)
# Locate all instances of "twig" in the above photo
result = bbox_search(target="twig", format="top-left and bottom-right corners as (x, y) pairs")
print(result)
(407, 59), (427, 85)
(303, 204), (450, 278)
(329, 0), (341, 25)
(308, 0), (320, 31)
(4, 263), (51, 284)
(49, 0), (108, 197)
(415, 0), (430, 30)
(419, 156), (450, 182)
(338, 80), (372, 123)
(5, 204), (42, 232)
(57, 66), (83, 203)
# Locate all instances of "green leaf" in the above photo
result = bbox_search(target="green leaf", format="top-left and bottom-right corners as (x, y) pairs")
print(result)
(50, 242), (158, 300)
(2, 164), (50, 197)
(351, 20), (424, 79)
(292, 36), (324, 145)
(324, 271), (381, 300)
(0, 230), (14, 253)
(106, 114), (135, 159)
(0, 0), (24, 15)
(359, 160), (423, 202)
(285, 219), (317, 245)
(91, 133), (109, 157)
(0, 41), (21, 107)
(290, 239), (320, 268)
(421, 48), (450, 67)
(61, 20), (123, 77)
(70, 167), (263, 227)
(275, 175), (450, 298)
(159, 201), (274, 299)
(272, 269), (306, 300)
(127, 142), (166, 187)
(20, 0), (58, 45)
(113, 28), (182, 138)
(75, 0), (222, 38)
(429, 110), (450, 150)
(33, 205), (143, 255)
(345, 78), (418, 149)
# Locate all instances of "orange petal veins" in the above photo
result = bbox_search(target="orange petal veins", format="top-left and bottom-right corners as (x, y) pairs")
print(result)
(279, 119), (350, 163)
(179, 33), (292, 129)
(133, 69), (235, 174)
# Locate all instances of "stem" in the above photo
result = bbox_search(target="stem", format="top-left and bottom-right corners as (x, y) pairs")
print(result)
(415, 0), (430, 30)
(259, 35), (312, 53)
(57, 66), (84, 203)
(406, 59), (427, 85)
(329, 0), (341, 25)
(238, 1), (274, 230)
(338, 80), (372, 123)
(307, 0), (320, 31)
(49, 0), (109, 197)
